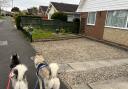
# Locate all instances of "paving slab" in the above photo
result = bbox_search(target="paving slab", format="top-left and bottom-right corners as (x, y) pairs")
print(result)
(88, 77), (128, 89)
(68, 58), (128, 71)
(59, 64), (74, 72)
(72, 84), (91, 89)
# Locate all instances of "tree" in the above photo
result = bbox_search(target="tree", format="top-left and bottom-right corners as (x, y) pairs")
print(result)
(51, 12), (67, 22)
(11, 7), (20, 12)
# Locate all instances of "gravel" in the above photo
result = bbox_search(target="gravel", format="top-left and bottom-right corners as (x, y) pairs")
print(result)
(58, 64), (128, 85)
(31, 38), (128, 63)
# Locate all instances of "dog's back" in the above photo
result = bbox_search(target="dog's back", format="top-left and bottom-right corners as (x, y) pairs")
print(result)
(14, 64), (28, 89)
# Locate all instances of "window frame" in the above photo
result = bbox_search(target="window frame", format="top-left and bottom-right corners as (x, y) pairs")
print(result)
(105, 10), (128, 29)
(87, 12), (97, 26)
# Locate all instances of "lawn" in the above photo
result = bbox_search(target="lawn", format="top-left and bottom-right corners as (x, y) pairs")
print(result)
(32, 28), (55, 40)
(23, 27), (80, 41)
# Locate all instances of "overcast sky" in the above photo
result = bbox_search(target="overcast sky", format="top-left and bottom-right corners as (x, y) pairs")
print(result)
(2, 0), (80, 11)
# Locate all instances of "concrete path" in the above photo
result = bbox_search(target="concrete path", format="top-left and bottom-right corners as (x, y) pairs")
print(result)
(59, 58), (128, 72)
(89, 77), (128, 89)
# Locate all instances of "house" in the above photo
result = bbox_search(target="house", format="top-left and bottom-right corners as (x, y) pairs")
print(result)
(46, 2), (80, 22)
(38, 6), (48, 19)
(27, 7), (38, 15)
(1, 10), (9, 16)
(77, 0), (128, 46)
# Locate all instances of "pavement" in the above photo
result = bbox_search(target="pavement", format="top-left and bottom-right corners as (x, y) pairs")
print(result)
(0, 17), (67, 89)
(59, 58), (128, 89)
(89, 77), (128, 89)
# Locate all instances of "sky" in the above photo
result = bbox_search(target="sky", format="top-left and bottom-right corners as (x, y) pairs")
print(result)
(2, 0), (80, 11)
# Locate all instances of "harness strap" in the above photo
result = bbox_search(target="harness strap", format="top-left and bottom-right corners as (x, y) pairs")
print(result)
(36, 63), (48, 89)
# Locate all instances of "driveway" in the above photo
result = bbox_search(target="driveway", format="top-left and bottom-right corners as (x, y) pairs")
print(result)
(32, 38), (128, 63)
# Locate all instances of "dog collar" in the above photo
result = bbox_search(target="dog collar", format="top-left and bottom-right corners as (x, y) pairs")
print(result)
(36, 62), (49, 76)
(36, 63), (48, 70)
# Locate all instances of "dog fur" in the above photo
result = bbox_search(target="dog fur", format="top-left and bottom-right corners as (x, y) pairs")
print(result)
(32, 53), (60, 89)
(10, 54), (28, 89)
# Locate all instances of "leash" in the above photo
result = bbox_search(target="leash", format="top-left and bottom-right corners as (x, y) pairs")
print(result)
(34, 79), (38, 89)
(6, 72), (11, 89)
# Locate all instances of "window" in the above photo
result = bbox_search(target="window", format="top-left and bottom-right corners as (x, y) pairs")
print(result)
(106, 10), (128, 28)
(67, 15), (73, 22)
(87, 12), (96, 25)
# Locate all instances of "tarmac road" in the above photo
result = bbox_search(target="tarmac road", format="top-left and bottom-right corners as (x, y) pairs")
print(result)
(0, 17), (67, 89)
(0, 17), (36, 89)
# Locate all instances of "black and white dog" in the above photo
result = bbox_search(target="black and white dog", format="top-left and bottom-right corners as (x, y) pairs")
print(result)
(10, 54), (28, 89)
(31, 53), (60, 89)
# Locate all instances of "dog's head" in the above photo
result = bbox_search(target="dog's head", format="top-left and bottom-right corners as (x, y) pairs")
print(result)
(31, 52), (45, 66)
(10, 53), (20, 69)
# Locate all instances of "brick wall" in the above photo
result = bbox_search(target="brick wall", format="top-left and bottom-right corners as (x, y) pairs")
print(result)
(80, 11), (107, 39)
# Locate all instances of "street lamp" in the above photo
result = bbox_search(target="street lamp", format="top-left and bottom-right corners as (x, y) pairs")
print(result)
(12, 0), (13, 8)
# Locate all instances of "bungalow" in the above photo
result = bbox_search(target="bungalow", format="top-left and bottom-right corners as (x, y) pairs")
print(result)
(46, 2), (80, 22)
(77, 0), (128, 46)
(38, 6), (48, 19)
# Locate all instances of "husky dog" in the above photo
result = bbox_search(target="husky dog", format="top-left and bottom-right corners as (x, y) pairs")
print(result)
(31, 53), (60, 89)
(10, 54), (28, 89)
(10, 53), (20, 69)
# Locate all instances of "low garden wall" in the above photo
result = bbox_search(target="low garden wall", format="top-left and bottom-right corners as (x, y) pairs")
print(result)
(103, 27), (128, 46)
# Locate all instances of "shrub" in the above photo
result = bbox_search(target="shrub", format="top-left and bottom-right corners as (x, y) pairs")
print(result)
(73, 18), (80, 34)
(51, 12), (67, 22)
(73, 18), (80, 23)
(15, 16), (22, 29)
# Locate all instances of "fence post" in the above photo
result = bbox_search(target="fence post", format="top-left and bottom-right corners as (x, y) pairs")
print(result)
(29, 32), (33, 42)
(31, 34), (33, 42)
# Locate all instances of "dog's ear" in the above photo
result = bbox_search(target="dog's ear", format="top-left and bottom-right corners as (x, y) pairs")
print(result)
(10, 55), (12, 60)
(30, 56), (35, 61)
(15, 53), (20, 59)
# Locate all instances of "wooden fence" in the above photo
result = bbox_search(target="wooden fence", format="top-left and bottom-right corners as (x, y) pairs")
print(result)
(20, 16), (79, 33)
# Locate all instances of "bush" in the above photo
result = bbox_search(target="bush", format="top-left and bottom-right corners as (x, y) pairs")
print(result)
(51, 12), (67, 22)
(15, 16), (22, 29)
(73, 18), (80, 23)
(73, 18), (80, 34)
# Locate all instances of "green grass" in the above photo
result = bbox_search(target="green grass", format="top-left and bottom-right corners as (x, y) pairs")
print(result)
(0, 16), (4, 19)
(32, 29), (55, 40)
(30, 27), (76, 40)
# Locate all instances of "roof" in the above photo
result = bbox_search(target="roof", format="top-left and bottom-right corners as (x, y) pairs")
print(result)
(77, 0), (128, 12)
(51, 2), (78, 12)
(39, 6), (48, 12)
